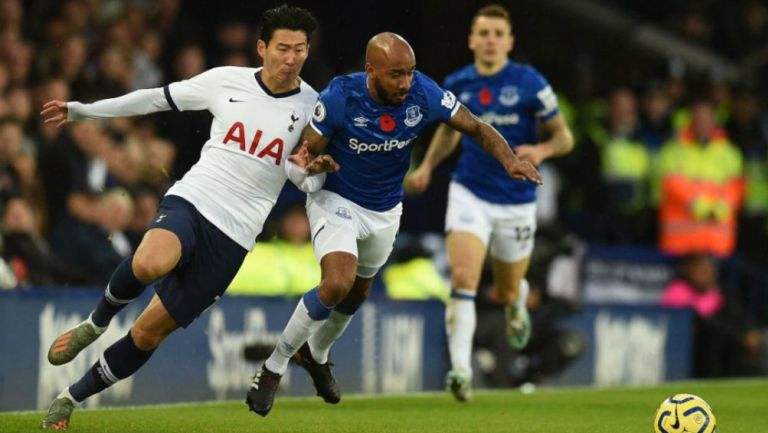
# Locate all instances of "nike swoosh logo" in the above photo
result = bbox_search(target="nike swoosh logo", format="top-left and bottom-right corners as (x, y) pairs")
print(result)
(670, 405), (680, 429)
(229, 98), (245, 103)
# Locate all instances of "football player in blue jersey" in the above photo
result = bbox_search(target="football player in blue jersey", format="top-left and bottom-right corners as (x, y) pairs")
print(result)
(407, 4), (574, 402)
(246, 31), (543, 416)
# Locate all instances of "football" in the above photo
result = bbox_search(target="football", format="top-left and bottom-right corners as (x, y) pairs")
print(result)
(654, 393), (717, 433)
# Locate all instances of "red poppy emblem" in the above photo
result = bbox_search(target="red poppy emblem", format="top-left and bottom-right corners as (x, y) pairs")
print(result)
(379, 114), (396, 132)
(479, 88), (493, 106)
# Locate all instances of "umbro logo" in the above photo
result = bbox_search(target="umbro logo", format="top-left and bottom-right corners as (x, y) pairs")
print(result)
(229, 97), (245, 103)
(353, 116), (370, 127)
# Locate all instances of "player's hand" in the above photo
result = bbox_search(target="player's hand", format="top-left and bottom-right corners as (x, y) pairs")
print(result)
(307, 153), (339, 174)
(506, 159), (543, 185)
(406, 165), (431, 193)
(288, 142), (340, 174)
(40, 100), (69, 128)
(514, 144), (548, 166)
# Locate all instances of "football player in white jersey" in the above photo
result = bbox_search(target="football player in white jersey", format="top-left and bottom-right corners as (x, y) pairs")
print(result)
(39, 6), (337, 430)
(407, 4), (574, 401)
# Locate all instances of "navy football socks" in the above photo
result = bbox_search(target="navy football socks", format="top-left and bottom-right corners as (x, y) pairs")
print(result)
(91, 257), (146, 328)
(69, 332), (155, 402)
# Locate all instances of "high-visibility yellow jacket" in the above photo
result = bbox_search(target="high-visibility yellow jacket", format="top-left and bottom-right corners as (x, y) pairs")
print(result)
(656, 127), (744, 257)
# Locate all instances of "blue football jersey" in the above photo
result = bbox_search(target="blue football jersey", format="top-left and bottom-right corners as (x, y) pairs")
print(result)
(444, 61), (559, 204)
(310, 71), (460, 211)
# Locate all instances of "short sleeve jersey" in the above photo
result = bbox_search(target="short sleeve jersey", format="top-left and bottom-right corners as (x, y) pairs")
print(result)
(309, 71), (460, 211)
(444, 62), (559, 204)
(163, 66), (318, 250)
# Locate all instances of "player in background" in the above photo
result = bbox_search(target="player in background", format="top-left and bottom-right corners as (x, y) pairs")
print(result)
(246, 31), (543, 417)
(38, 6), (338, 430)
(407, 4), (574, 402)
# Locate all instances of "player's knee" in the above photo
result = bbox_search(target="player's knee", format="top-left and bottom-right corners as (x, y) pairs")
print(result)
(344, 286), (370, 306)
(130, 325), (167, 351)
(451, 267), (479, 290)
(318, 277), (355, 305)
(131, 253), (171, 283)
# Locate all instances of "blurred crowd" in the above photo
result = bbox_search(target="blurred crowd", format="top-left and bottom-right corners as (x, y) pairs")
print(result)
(0, 0), (763, 291)
(0, 0), (765, 382)
(0, 0), (335, 288)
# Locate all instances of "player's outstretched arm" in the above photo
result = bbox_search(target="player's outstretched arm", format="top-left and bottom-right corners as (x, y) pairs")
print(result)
(40, 88), (173, 127)
(407, 123), (462, 193)
(447, 105), (542, 184)
(514, 114), (574, 166)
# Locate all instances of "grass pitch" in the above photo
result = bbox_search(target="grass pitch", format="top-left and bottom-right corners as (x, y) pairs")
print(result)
(2, 378), (766, 432)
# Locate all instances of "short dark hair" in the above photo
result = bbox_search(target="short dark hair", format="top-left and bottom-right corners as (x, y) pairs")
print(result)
(472, 4), (513, 32)
(259, 4), (318, 46)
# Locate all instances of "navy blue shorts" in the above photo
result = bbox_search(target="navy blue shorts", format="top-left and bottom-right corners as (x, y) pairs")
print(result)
(148, 195), (247, 328)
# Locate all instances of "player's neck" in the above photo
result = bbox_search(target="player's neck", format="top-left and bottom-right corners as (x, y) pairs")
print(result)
(259, 70), (300, 94)
(474, 59), (508, 76)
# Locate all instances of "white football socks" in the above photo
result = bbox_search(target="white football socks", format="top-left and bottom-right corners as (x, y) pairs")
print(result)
(265, 298), (326, 375)
(515, 279), (530, 309)
(308, 310), (353, 364)
(445, 289), (477, 376)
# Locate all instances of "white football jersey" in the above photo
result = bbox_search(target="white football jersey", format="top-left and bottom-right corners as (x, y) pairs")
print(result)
(164, 66), (318, 250)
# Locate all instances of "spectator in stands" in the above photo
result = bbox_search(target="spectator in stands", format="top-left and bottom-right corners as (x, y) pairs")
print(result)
(126, 187), (159, 249)
(54, 188), (135, 285)
(1, 197), (91, 286)
(82, 44), (133, 100)
(661, 253), (764, 377)
(133, 31), (164, 90)
(727, 87), (768, 265)
(639, 81), (674, 151)
(472, 240), (584, 388)
(159, 43), (211, 179)
(590, 88), (656, 244)
(656, 100), (744, 258)
(5, 86), (32, 126)
(0, 117), (43, 225)
(44, 120), (126, 256)
(54, 35), (89, 98)
(215, 21), (251, 66)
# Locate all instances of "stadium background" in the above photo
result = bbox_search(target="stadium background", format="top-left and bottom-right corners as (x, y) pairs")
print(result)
(1, 0), (767, 414)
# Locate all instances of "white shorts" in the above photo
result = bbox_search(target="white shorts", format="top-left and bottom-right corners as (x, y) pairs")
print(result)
(306, 190), (402, 278)
(445, 181), (536, 263)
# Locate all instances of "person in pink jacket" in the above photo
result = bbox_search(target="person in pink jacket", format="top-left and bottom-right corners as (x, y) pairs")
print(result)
(661, 253), (763, 377)
(661, 254), (724, 319)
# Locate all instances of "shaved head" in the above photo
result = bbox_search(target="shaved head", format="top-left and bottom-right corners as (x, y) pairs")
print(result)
(365, 32), (415, 67)
(365, 32), (416, 105)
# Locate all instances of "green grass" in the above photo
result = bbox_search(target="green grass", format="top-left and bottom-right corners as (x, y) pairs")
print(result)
(2, 379), (767, 432)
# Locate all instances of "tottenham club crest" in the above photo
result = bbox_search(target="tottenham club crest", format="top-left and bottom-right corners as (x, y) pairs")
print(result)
(499, 86), (520, 106)
(288, 112), (300, 132)
(313, 101), (326, 122)
(404, 105), (423, 127)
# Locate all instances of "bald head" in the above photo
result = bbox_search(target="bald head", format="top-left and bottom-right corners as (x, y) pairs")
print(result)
(365, 32), (415, 68)
(365, 32), (416, 105)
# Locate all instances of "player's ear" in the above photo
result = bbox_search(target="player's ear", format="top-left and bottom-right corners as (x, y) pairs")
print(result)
(467, 31), (476, 52)
(508, 34), (515, 53)
(256, 40), (267, 59)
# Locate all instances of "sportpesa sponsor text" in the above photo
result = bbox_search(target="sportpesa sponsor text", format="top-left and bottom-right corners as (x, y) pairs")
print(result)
(348, 137), (416, 153)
